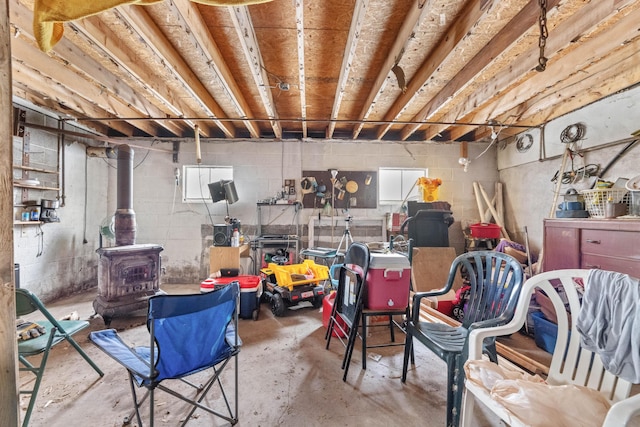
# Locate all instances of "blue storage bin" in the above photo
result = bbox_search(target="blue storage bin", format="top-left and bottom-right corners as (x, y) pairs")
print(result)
(532, 311), (559, 354)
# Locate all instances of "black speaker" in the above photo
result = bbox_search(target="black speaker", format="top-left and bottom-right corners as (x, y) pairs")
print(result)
(213, 224), (231, 246)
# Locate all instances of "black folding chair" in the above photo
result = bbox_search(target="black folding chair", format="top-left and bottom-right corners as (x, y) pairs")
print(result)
(90, 282), (241, 426)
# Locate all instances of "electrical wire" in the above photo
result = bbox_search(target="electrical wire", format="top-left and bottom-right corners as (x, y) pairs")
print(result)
(36, 224), (44, 257)
(551, 164), (599, 184)
(162, 172), (179, 248)
(83, 149), (88, 244)
(550, 146), (599, 184)
(560, 123), (586, 144)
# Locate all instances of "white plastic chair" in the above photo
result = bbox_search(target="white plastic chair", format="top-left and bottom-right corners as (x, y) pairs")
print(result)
(462, 269), (640, 427)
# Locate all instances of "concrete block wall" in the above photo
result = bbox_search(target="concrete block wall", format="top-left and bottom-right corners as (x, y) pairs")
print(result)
(9, 107), (500, 297)
(500, 85), (640, 254)
(128, 139), (500, 283)
(12, 87), (640, 300)
(13, 107), (110, 301)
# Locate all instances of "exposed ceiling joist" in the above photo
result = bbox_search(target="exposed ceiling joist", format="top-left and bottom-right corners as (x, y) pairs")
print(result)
(13, 62), (138, 136)
(494, 14), (640, 133)
(401, 0), (561, 141)
(326, 0), (368, 139)
(9, 0), (186, 137)
(295, 0), (308, 138)
(8, 0), (640, 145)
(66, 16), (198, 133)
(168, 0), (261, 139)
(12, 36), (168, 137)
(376, 0), (531, 140)
(351, 0), (430, 140)
(435, 0), (640, 141)
(229, 5), (282, 139)
(117, 5), (235, 138)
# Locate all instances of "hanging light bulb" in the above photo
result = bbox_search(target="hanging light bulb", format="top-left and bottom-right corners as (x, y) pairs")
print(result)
(458, 157), (470, 172)
(458, 142), (469, 172)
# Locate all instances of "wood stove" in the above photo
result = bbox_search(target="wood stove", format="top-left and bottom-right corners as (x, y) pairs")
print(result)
(93, 144), (164, 324)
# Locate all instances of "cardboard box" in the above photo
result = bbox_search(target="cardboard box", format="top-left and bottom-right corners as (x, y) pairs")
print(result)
(209, 245), (249, 275)
(410, 247), (462, 318)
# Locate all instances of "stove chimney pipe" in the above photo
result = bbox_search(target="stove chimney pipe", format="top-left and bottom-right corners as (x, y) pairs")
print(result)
(114, 144), (136, 245)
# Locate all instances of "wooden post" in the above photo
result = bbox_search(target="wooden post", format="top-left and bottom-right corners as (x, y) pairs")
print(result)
(472, 182), (486, 223)
(0, 0), (19, 425)
(478, 183), (511, 241)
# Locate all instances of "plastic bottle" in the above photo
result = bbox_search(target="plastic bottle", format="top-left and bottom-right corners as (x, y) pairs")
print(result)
(232, 228), (240, 247)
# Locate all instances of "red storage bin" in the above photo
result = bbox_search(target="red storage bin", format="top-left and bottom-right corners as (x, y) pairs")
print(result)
(323, 292), (346, 337)
(365, 252), (411, 310)
(201, 275), (262, 320)
(469, 223), (501, 239)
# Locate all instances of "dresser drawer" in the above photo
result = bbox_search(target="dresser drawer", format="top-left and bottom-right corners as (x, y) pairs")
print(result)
(581, 254), (640, 278)
(581, 229), (640, 258)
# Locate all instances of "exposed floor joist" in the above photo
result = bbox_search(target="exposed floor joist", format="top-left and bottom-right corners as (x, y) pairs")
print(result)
(229, 5), (282, 139)
(8, 0), (640, 144)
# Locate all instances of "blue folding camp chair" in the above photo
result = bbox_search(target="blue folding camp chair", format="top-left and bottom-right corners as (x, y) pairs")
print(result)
(89, 282), (241, 426)
(16, 288), (104, 427)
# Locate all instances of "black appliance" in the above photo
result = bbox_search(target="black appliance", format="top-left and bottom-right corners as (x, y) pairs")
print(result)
(213, 220), (241, 246)
(402, 201), (454, 247)
(208, 180), (239, 204)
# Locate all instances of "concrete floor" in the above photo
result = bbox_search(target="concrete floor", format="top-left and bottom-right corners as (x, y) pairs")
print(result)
(18, 284), (503, 427)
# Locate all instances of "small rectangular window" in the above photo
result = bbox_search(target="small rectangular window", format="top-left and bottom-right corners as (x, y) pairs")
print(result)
(182, 165), (233, 203)
(378, 167), (427, 205)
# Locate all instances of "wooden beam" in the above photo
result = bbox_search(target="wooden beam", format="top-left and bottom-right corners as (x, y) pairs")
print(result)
(169, 0), (261, 138)
(431, 0), (639, 141)
(65, 13), (217, 136)
(295, 0), (308, 138)
(0, 1), (20, 426)
(12, 37), (165, 136)
(229, 6), (282, 139)
(117, 5), (236, 138)
(8, 0), (186, 137)
(0, 0), (19, 424)
(498, 32), (640, 129)
(326, 0), (368, 139)
(351, 0), (430, 139)
(400, 0), (561, 141)
(375, 0), (514, 140)
(11, 87), (112, 135)
(13, 63), (138, 136)
(23, 122), (174, 153)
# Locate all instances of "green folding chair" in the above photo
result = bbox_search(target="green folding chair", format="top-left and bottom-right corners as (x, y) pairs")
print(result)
(16, 288), (103, 427)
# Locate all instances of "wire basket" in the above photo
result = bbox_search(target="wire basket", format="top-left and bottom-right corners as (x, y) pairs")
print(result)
(580, 188), (629, 218)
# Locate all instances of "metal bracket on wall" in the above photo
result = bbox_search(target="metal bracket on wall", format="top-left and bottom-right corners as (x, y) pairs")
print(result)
(173, 141), (180, 163)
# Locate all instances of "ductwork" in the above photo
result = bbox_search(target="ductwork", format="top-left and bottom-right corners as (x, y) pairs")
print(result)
(114, 144), (136, 246)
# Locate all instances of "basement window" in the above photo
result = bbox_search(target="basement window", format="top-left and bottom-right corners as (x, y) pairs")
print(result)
(378, 167), (427, 205)
(182, 165), (233, 203)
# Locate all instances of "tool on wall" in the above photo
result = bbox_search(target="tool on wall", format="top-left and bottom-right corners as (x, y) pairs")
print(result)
(548, 146), (571, 218)
(588, 136), (639, 188)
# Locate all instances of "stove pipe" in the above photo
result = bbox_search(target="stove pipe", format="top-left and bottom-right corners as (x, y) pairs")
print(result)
(114, 145), (136, 245)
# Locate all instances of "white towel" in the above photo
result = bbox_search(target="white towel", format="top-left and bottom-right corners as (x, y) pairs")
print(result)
(576, 269), (640, 382)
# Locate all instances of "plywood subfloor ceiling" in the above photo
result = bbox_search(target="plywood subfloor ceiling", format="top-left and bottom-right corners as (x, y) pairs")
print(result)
(9, 0), (640, 143)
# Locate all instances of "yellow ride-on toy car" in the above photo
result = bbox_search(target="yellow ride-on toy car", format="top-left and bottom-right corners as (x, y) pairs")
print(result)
(260, 260), (329, 316)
